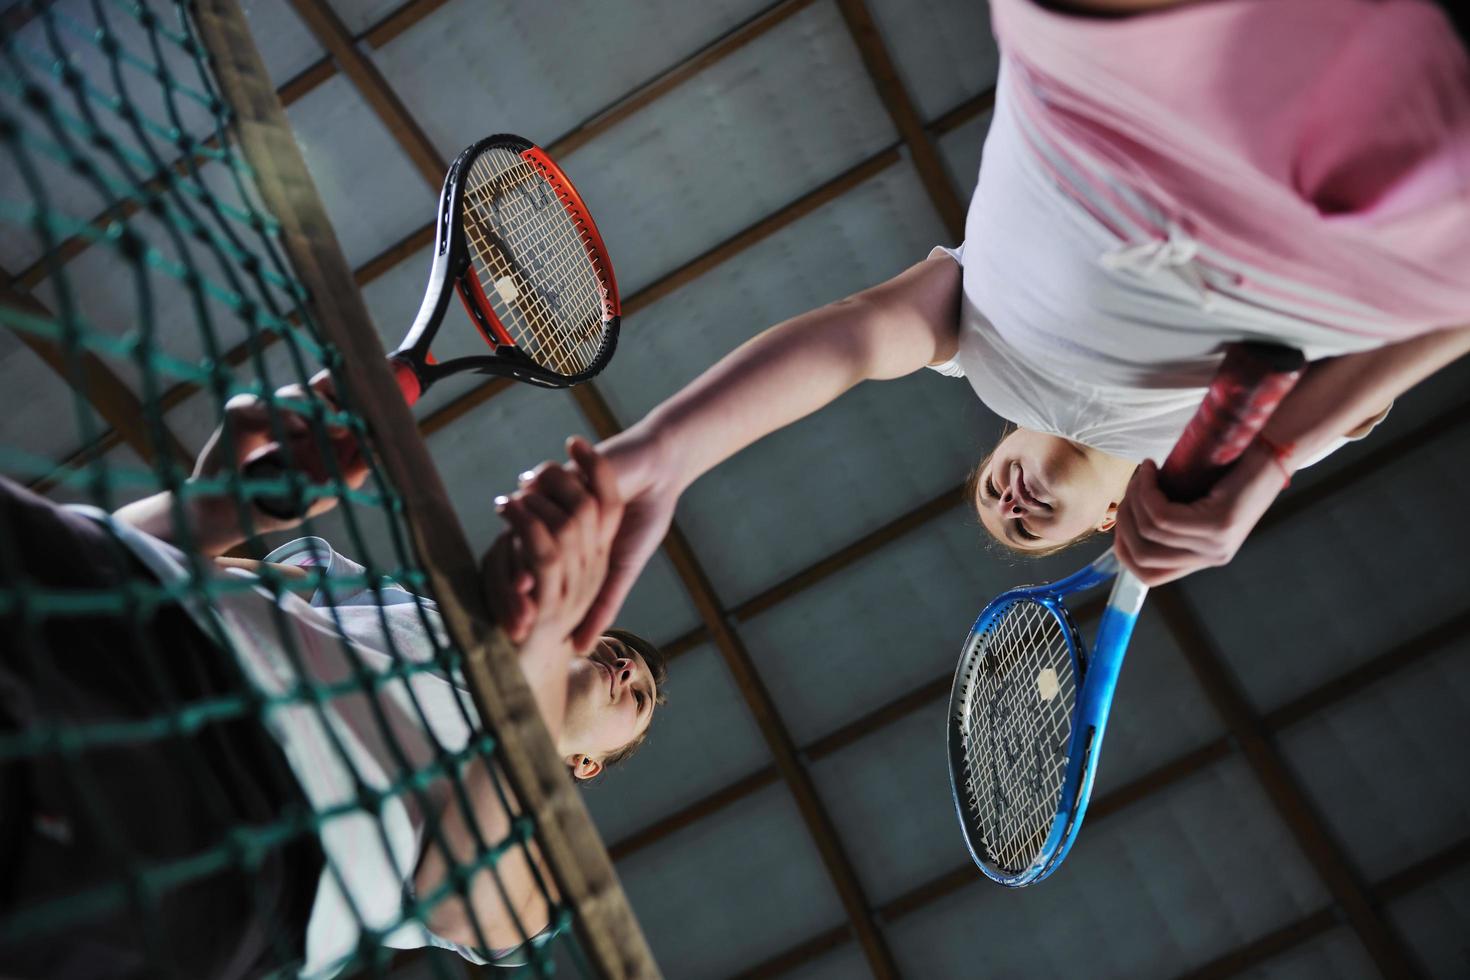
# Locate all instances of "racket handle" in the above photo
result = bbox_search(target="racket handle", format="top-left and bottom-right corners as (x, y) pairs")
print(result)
(391, 356), (424, 405)
(1157, 342), (1305, 502)
(242, 358), (424, 520)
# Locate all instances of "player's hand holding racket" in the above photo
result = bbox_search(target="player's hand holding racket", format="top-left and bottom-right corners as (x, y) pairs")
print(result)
(248, 133), (620, 519)
(1113, 439), (1292, 587)
(947, 342), (1304, 887)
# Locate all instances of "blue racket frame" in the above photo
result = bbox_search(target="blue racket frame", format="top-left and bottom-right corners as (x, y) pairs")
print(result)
(947, 549), (1149, 886)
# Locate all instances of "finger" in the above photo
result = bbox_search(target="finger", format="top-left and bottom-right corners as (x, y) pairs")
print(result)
(568, 437), (623, 545)
(500, 541), (535, 643)
(537, 464), (599, 572)
(501, 497), (561, 578)
(518, 486), (575, 538)
(527, 464), (592, 520)
(308, 370), (340, 407)
(1128, 461), (1220, 542)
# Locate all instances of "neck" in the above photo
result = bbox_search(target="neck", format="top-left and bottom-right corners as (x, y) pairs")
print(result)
(1076, 441), (1138, 500)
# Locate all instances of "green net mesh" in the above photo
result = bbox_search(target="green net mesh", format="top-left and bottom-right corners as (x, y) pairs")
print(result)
(0, 2), (598, 975)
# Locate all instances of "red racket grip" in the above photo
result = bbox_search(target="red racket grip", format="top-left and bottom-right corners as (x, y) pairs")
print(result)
(1157, 342), (1305, 502)
(391, 356), (423, 405)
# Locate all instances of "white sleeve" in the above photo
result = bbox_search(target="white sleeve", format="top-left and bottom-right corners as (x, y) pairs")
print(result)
(926, 243), (967, 377)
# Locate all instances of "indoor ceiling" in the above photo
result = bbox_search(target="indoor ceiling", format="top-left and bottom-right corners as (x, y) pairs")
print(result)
(2, 1), (1467, 978)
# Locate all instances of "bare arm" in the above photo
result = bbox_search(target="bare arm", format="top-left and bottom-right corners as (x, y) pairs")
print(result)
(605, 254), (962, 496)
(559, 256), (961, 646)
(1260, 324), (1470, 470)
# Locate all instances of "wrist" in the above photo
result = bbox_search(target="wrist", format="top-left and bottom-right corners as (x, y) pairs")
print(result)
(1242, 436), (1294, 490)
(599, 413), (690, 499)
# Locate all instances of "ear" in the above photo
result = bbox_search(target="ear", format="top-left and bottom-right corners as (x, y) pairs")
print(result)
(1096, 502), (1118, 533)
(567, 754), (603, 782)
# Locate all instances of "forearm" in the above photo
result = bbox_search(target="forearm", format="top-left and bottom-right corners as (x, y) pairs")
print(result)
(417, 758), (552, 952)
(1265, 324), (1470, 470)
(113, 489), (244, 557)
(603, 256), (961, 494)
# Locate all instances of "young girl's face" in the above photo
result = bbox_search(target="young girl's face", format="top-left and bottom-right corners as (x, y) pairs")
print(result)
(974, 429), (1132, 552)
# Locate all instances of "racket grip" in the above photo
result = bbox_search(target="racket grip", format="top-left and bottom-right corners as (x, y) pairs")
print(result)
(1157, 342), (1305, 502)
(243, 454), (304, 520)
(391, 357), (423, 405)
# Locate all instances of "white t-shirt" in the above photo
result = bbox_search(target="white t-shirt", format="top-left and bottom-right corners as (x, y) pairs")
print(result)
(73, 514), (524, 975)
(929, 61), (1388, 463)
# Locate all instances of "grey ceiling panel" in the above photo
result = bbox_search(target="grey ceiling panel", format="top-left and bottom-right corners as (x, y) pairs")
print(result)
(368, 0), (770, 160)
(808, 609), (1223, 907)
(22, 147), (307, 401)
(938, 109), (992, 203)
(0, 1), (224, 271)
(887, 757), (1329, 978)
(42, 442), (151, 509)
(324, 0), (404, 36)
(1239, 927), (1376, 980)
(0, 343), (106, 475)
(809, 703), (970, 905)
(1282, 358), (1470, 497)
(241, 0), (327, 85)
(427, 382), (590, 548)
(1277, 640), (1470, 881)
(606, 546), (704, 648)
(600, 164), (985, 605)
(284, 73), (435, 270)
(867, 0), (998, 120)
(597, 158), (946, 426)
(781, 942), (872, 980)
(1386, 864), (1470, 979)
(1180, 428), (1470, 712)
(615, 783), (848, 979)
(737, 510), (1102, 745)
(583, 642), (770, 846)
(556, 0), (899, 296)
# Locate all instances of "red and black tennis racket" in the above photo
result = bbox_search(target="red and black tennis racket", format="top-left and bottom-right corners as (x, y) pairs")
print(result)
(250, 133), (619, 517)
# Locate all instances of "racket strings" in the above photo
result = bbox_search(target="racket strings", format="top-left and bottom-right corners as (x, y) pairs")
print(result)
(957, 599), (1075, 873)
(462, 149), (609, 375)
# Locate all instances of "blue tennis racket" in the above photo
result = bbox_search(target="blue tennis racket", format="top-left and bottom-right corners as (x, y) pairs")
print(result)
(947, 342), (1305, 886)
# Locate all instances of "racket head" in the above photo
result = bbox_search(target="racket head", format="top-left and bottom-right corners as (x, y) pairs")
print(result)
(947, 581), (1093, 887)
(401, 133), (620, 390)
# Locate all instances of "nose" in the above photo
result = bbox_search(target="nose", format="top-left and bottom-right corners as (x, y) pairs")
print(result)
(999, 485), (1027, 517)
(613, 657), (633, 690)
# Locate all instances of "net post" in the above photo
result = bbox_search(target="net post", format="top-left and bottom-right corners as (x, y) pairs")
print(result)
(187, 2), (658, 975)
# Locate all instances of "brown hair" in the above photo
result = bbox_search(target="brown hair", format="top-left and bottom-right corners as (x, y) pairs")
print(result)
(967, 436), (1100, 559)
(582, 629), (667, 778)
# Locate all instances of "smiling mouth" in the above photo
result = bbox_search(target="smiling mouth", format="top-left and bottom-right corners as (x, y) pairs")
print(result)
(1014, 464), (1050, 509)
(593, 658), (616, 700)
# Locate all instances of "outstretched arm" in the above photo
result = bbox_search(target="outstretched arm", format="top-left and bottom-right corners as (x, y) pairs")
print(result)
(1116, 322), (1470, 586)
(556, 255), (962, 646)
